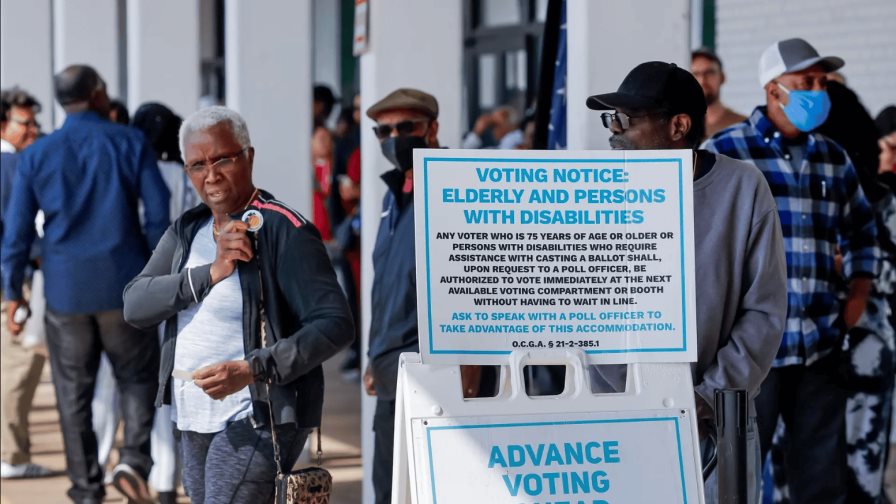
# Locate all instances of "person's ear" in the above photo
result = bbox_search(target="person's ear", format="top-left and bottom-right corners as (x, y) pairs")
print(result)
(427, 120), (440, 146)
(720, 70), (726, 86)
(669, 114), (691, 143)
(765, 82), (781, 104)
(246, 146), (255, 170)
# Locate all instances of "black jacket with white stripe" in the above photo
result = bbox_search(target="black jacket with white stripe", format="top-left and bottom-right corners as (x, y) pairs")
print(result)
(123, 189), (354, 428)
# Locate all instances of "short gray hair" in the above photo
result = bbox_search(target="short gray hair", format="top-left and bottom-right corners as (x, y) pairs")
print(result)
(179, 105), (252, 155)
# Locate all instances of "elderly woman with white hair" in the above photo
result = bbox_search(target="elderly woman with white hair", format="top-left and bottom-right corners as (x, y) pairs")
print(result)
(123, 106), (353, 503)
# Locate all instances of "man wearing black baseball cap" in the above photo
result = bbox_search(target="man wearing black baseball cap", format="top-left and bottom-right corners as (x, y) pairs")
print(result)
(703, 39), (879, 504)
(587, 61), (788, 503)
(587, 61), (708, 150)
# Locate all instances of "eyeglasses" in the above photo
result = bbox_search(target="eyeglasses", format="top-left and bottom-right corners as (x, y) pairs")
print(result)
(371, 119), (428, 140)
(184, 147), (248, 177)
(10, 117), (39, 128)
(691, 69), (721, 79)
(600, 111), (665, 131)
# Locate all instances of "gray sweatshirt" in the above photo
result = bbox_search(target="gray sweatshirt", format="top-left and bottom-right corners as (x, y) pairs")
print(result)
(594, 152), (788, 410)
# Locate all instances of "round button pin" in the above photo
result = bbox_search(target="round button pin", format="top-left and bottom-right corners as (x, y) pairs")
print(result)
(241, 209), (264, 232)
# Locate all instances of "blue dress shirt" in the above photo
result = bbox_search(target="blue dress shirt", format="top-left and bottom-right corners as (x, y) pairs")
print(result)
(1, 111), (170, 313)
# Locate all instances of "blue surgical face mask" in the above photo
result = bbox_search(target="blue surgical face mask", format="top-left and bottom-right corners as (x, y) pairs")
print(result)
(776, 82), (831, 132)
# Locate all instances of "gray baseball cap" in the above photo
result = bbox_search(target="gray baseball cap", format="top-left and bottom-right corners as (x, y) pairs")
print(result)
(758, 38), (844, 86)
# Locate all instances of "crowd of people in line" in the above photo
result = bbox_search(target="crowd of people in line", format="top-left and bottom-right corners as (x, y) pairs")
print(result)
(356, 38), (896, 504)
(0, 34), (894, 504)
(0, 66), (353, 504)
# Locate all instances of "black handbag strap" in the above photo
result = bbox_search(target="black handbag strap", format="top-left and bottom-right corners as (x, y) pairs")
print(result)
(256, 253), (324, 477)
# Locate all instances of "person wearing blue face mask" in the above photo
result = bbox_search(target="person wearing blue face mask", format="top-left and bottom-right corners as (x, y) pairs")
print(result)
(703, 38), (880, 504)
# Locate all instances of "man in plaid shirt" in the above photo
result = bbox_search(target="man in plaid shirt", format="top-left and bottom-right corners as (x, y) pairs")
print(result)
(703, 38), (879, 504)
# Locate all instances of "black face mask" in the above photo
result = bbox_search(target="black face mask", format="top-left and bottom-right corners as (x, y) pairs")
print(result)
(380, 135), (428, 172)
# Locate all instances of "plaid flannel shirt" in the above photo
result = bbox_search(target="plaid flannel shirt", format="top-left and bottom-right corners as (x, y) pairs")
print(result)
(703, 107), (879, 367)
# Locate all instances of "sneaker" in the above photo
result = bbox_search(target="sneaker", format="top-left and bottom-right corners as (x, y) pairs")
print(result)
(0, 461), (54, 479)
(339, 349), (360, 371)
(339, 350), (361, 381)
(110, 463), (153, 504)
(340, 367), (361, 382)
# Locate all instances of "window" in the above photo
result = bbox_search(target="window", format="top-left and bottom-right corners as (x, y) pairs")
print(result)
(463, 0), (545, 140)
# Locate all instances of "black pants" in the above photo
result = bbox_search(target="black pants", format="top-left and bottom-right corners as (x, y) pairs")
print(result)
(755, 352), (848, 504)
(373, 399), (396, 504)
(45, 308), (159, 503)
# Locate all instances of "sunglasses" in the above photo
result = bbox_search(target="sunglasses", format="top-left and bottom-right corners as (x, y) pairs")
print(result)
(600, 111), (665, 131)
(371, 119), (428, 140)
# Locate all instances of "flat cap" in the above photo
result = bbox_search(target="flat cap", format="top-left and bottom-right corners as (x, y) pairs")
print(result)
(366, 88), (439, 120)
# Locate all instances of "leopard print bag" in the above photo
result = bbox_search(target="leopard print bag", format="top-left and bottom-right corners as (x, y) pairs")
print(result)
(269, 408), (333, 504)
(258, 265), (333, 504)
(275, 462), (333, 504)
(264, 364), (332, 503)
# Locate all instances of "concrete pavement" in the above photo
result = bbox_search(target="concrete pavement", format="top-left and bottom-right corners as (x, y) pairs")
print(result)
(0, 351), (362, 504)
(3, 350), (895, 503)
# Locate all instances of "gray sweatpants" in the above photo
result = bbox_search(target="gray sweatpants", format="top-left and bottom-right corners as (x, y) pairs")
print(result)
(179, 418), (310, 504)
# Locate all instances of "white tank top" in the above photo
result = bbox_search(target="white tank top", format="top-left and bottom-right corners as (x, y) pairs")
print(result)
(172, 218), (253, 433)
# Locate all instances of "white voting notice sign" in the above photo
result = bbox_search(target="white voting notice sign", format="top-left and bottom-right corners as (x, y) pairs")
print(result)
(413, 149), (698, 365)
(392, 351), (705, 504)
(415, 411), (697, 503)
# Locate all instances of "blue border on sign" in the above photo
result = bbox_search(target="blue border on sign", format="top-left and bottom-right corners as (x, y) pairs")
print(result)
(422, 156), (688, 356)
(424, 416), (689, 503)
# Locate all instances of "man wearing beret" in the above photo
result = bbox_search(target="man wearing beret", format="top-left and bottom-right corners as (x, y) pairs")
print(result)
(363, 88), (441, 504)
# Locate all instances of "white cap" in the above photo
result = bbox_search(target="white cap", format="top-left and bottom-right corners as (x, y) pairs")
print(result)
(758, 38), (844, 87)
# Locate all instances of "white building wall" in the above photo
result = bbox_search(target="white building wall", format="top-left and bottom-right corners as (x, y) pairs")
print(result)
(126, 0), (200, 118)
(199, 0), (218, 63)
(566, 0), (691, 150)
(0, 0), (54, 127)
(224, 0), (312, 214)
(313, 0), (341, 123)
(716, 0), (896, 119)
(358, 1), (463, 502)
(52, 0), (120, 125)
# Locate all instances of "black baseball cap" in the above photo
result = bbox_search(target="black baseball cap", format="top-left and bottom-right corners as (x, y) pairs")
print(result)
(586, 61), (707, 120)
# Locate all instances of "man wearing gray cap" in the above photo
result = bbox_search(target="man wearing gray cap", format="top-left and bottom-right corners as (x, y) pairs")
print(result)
(703, 38), (879, 503)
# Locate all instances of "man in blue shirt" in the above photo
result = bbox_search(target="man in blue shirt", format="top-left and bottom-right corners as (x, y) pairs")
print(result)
(703, 39), (879, 504)
(1, 65), (169, 504)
